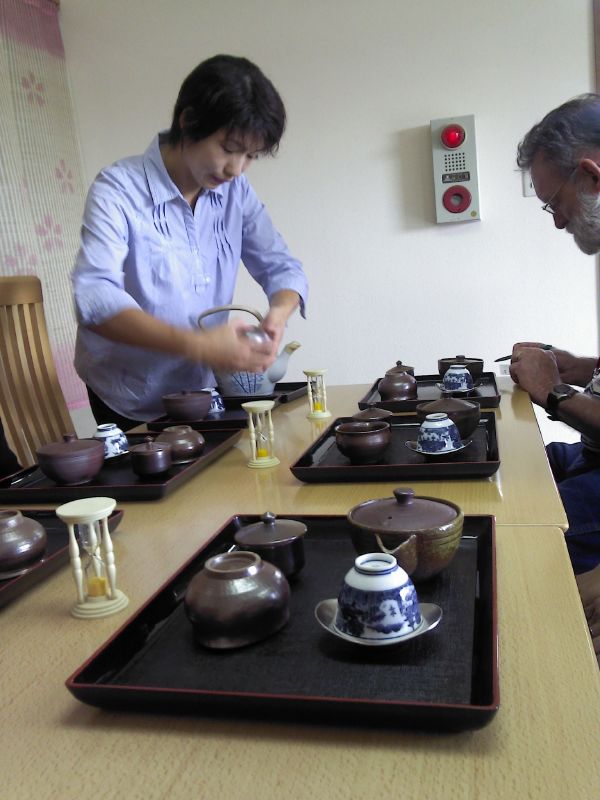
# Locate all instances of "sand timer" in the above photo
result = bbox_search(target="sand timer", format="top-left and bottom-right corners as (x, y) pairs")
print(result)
(56, 497), (129, 619)
(304, 369), (332, 419)
(241, 400), (280, 468)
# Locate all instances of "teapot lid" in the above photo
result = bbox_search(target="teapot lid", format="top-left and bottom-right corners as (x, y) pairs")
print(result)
(129, 436), (171, 454)
(347, 488), (458, 532)
(386, 360), (415, 374)
(234, 511), (307, 546)
(244, 326), (270, 346)
(37, 433), (103, 458)
(439, 355), (483, 365)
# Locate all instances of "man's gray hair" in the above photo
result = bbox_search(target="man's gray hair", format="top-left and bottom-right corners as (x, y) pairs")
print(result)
(517, 93), (600, 174)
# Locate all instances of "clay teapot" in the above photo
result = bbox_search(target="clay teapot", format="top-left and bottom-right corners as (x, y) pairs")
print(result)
(347, 487), (464, 581)
(378, 369), (417, 401)
(198, 305), (300, 396)
(0, 510), (47, 573)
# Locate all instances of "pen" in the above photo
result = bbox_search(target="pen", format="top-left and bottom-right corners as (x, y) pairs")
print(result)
(494, 344), (553, 362)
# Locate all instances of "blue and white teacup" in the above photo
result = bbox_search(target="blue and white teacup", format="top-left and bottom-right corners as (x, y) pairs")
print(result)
(93, 422), (129, 459)
(442, 364), (474, 392)
(202, 387), (226, 414)
(335, 552), (421, 641)
(417, 413), (462, 453)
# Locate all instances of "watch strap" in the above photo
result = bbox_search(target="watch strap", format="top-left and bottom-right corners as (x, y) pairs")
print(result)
(546, 383), (578, 420)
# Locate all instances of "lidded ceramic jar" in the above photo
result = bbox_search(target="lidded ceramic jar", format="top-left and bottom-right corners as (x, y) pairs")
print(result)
(347, 487), (464, 581)
(93, 423), (129, 459)
(162, 390), (212, 421)
(416, 398), (480, 439)
(0, 510), (47, 573)
(234, 511), (307, 577)
(155, 425), (205, 463)
(129, 436), (173, 476)
(184, 551), (290, 649)
(438, 355), (484, 382)
(36, 434), (105, 485)
(335, 552), (421, 641)
(378, 370), (418, 401)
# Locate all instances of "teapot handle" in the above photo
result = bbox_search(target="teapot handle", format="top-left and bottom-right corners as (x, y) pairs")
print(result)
(373, 533), (418, 575)
(198, 304), (263, 329)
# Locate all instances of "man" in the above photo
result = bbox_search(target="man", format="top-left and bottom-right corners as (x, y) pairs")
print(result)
(510, 94), (600, 662)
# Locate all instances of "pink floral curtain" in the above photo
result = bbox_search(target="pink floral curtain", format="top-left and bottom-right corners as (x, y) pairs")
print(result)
(0, 0), (87, 409)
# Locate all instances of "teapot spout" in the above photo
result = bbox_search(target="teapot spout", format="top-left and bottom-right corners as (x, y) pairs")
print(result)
(266, 341), (301, 384)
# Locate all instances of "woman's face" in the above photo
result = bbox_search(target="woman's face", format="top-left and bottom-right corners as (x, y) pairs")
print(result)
(180, 129), (263, 190)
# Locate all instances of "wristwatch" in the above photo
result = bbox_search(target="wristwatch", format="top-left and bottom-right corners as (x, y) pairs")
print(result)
(546, 383), (578, 420)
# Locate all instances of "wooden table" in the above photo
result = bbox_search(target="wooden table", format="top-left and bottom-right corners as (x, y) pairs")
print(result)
(1, 381), (598, 799)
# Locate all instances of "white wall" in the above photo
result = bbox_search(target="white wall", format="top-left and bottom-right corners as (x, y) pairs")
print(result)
(59, 0), (597, 390)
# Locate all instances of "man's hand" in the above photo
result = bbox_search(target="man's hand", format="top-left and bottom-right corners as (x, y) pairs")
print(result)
(509, 347), (561, 406)
(512, 342), (595, 386)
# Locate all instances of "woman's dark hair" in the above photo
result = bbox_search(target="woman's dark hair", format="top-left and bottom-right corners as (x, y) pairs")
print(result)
(168, 54), (286, 154)
(517, 93), (600, 173)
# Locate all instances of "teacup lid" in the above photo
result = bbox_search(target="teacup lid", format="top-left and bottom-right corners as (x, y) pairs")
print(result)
(162, 390), (211, 401)
(417, 398), (478, 413)
(36, 433), (103, 457)
(234, 511), (307, 546)
(347, 488), (458, 532)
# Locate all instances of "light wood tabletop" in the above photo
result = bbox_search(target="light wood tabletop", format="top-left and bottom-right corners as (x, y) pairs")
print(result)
(2, 379), (597, 800)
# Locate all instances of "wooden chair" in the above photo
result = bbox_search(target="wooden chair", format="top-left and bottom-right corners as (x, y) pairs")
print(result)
(0, 275), (74, 467)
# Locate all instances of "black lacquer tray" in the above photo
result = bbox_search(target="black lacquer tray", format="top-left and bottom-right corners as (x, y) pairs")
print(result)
(359, 372), (501, 411)
(66, 514), (499, 732)
(218, 381), (307, 409)
(0, 430), (242, 503)
(0, 508), (124, 609)
(290, 413), (499, 483)
(148, 410), (249, 431)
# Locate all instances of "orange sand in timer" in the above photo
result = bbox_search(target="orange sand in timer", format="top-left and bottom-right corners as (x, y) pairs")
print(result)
(87, 576), (108, 597)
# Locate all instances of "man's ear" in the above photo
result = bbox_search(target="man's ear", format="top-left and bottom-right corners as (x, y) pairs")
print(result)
(579, 158), (600, 193)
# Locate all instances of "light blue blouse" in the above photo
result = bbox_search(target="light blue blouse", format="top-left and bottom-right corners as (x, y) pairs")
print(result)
(72, 134), (308, 420)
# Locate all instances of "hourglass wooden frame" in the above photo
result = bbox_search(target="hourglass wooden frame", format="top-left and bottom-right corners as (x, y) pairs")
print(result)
(241, 400), (280, 468)
(56, 496), (129, 619)
(304, 369), (332, 419)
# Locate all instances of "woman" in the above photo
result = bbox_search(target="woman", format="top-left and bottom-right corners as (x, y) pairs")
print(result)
(72, 54), (308, 430)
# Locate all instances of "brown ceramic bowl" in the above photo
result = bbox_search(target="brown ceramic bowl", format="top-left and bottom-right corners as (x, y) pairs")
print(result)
(234, 512), (307, 577)
(184, 551), (290, 649)
(0, 510), (47, 573)
(155, 426), (205, 464)
(162, 390), (212, 421)
(36, 434), (105, 485)
(352, 407), (394, 422)
(347, 487), (464, 581)
(437, 356), (484, 383)
(416, 398), (480, 439)
(335, 421), (392, 465)
(130, 436), (173, 476)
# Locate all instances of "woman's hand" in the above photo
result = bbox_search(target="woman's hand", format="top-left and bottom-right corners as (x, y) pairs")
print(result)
(191, 318), (273, 372)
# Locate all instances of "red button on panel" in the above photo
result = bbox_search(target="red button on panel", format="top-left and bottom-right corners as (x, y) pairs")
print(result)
(442, 185), (471, 213)
(441, 124), (466, 149)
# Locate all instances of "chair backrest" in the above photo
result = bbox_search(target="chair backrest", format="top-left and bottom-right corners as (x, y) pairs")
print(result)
(0, 275), (74, 467)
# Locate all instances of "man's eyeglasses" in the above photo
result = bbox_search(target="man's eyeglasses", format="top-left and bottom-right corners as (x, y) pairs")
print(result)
(541, 165), (578, 215)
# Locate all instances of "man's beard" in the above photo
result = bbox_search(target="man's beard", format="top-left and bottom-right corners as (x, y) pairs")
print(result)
(568, 189), (600, 255)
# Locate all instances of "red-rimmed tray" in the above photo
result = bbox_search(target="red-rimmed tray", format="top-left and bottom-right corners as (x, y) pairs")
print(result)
(0, 430), (242, 503)
(290, 413), (499, 483)
(66, 514), (498, 731)
(0, 508), (124, 609)
(359, 372), (501, 411)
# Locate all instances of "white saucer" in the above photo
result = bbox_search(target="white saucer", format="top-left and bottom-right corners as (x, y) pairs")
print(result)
(405, 440), (471, 457)
(435, 383), (477, 395)
(314, 599), (442, 647)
